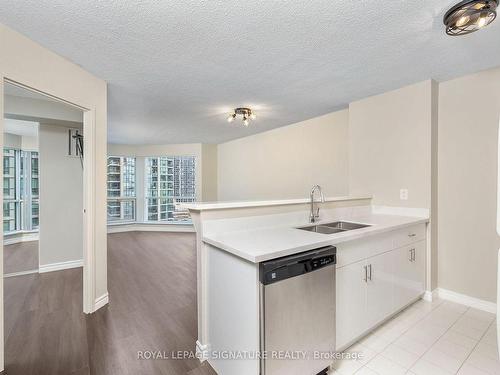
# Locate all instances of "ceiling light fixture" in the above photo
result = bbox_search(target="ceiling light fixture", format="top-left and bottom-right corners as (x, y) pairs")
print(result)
(444, 0), (498, 36)
(226, 108), (256, 127)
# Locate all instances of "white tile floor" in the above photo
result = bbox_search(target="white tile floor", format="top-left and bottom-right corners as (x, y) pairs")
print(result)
(331, 298), (499, 375)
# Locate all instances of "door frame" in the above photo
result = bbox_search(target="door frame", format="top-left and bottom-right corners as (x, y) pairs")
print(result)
(1, 78), (97, 314)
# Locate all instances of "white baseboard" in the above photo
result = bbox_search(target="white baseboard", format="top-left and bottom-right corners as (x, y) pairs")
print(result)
(94, 292), (109, 311)
(196, 340), (209, 362)
(422, 289), (439, 302)
(39, 259), (83, 273)
(107, 223), (195, 234)
(430, 288), (496, 314)
(4, 231), (39, 245)
(4, 269), (39, 278)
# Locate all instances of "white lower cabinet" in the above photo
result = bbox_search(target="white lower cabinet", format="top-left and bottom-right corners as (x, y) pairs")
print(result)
(366, 250), (394, 328)
(336, 226), (426, 350)
(393, 241), (426, 309)
(336, 259), (368, 349)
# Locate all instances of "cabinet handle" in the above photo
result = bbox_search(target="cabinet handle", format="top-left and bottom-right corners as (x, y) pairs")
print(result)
(412, 248), (416, 261)
(409, 249), (413, 261)
(368, 264), (372, 281)
(363, 266), (367, 282)
(408, 233), (417, 238)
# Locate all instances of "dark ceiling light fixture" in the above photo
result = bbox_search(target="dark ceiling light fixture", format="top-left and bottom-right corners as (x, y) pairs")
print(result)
(227, 107), (256, 127)
(444, 0), (498, 36)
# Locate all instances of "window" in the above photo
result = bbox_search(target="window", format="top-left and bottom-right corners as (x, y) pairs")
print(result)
(107, 156), (136, 222)
(145, 156), (195, 223)
(3, 148), (39, 234)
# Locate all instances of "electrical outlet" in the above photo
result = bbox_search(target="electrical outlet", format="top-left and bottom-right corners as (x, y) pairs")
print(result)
(400, 189), (409, 201)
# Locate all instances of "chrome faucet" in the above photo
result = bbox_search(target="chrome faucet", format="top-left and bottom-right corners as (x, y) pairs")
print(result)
(309, 185), (325, 223)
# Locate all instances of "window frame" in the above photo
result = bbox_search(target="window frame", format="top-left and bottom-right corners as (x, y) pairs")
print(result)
(106, 156), (137, 223)
(3, 148), (39, 235)
(144, 155), (196, 224)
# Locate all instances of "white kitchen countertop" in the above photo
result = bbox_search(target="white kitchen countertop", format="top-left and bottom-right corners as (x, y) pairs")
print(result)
(203, 213), (428, 263)
(183, 195), (372, 211)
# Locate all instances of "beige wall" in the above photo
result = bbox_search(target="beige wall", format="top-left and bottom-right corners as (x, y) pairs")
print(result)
(349, 80), (439, 291)
(217, 110), (349, 201)
(349, 80), (436, 209)
(39, 124), (83, 267)
(201, 144), (218, 201)
(0, 22), (107, 366)
(438, 67), (500, 303)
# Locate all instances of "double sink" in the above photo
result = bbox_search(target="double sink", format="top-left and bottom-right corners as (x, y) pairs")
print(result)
(298, 221), (371, 235)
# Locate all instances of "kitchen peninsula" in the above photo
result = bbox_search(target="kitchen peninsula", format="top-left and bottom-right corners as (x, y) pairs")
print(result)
(186, 195), (429, 375)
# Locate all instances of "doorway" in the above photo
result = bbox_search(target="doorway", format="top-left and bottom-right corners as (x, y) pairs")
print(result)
(3, 81), (85, 275)
(2, 81), (88, 373)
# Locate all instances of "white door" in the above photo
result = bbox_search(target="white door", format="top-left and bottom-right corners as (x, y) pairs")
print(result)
(336, 259), (368, 350)
(366, 251), (394, 328)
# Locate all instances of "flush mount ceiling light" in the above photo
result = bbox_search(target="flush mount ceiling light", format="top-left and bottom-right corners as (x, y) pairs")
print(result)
(444, 0), (498, 36)
(226, 107), (256, 127)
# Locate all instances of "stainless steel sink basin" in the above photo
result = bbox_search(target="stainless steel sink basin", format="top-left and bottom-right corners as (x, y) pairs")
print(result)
(297, 221), (371, 234)
(322, 221), (371, 230)
(298, 225), (346, 234)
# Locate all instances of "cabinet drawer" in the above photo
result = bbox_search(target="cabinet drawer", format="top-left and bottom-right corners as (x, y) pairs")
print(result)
(336, 233), (393, 268)
(393, 224), (426, 248)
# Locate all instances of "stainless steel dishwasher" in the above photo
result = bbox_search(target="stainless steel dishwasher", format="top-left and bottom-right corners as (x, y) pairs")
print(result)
(259, 246), (336, 375)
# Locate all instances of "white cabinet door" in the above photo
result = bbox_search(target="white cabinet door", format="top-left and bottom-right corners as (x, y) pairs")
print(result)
(366, 251), (394, 328)
(393, 241), (426, 310)
(410, 241), (426, 300)
(336, 259), (368, 350)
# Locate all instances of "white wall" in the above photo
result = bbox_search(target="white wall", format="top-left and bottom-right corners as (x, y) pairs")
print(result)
(349, 80), (436, 209)
(3, 133), (38, 150)
(38, 124), (83, 267)
(4, 133), (21, 149)
(348, 80), (439, 290)
(217, 110), (349, 201)
(5, 94), (82, 124)
(438, 66), (500, 303)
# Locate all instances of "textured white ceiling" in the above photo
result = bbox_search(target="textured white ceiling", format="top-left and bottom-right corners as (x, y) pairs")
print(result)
(1, 1), (500, 144)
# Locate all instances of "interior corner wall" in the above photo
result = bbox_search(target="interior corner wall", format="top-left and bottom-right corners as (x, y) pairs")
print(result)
(348, 80), (434, 210)
(39, 124), (83, 267)
(437, 66), (500, 303)
(217, 110), (349, 201)
(201, 144), (218, 201)
(430, 80), (439, 292)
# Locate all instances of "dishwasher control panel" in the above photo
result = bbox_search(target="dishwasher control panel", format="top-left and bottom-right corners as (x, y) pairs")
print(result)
(259, 246), (336, 285)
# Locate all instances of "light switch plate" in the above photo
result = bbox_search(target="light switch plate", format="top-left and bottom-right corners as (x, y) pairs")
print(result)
(400, 189), (409, 200)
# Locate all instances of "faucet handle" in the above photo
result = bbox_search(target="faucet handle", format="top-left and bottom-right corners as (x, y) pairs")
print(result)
(316, 207), (320, 218)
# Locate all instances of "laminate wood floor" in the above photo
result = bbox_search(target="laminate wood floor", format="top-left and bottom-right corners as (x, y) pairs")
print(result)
(4, 240), (38, 274)
(4, 231), (217, 375)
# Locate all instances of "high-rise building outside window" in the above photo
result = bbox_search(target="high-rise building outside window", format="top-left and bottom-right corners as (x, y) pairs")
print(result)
(3, 148), (40, 234)
(107, 156), (136, 222)
(145, 156), (195, 223)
